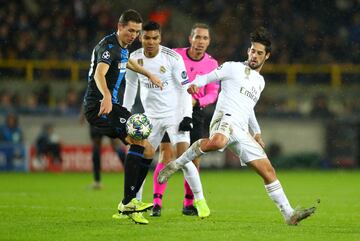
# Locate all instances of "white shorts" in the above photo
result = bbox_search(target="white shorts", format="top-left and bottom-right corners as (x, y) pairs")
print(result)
(227, 127), (267, 166)
(148, 116), (190, 150)
(209, 111), (233, 139)
(209, 111), (267, 166)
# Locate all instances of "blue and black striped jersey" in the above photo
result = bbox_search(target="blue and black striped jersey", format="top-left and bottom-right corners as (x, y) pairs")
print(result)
(84, 32), (129, 105)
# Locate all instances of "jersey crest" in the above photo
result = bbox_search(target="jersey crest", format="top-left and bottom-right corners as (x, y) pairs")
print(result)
(160, 66), (166, 73)
(245, 66), (251, 76)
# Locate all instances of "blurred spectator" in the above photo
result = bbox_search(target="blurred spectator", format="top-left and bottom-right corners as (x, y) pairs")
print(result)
(36, 123), (62, 163)
(309, 94), (336, 119)
(0, 91), (13, 110)
(266, 142), (283, 160)
(55, 87), (82, 115)
(344, 97), (360, 119)
(0, 0), (358, 118)
(37, 84), (51, 107)
(0, 0), (357, 63)
(0, 112), (23, 144)
(65, 87), (81, 111)
(149, 5), (171, 27)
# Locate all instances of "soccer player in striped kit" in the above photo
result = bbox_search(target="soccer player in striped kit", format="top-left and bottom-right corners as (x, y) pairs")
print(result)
(83, 9), (163, 224)
(153, 23), (220, 216)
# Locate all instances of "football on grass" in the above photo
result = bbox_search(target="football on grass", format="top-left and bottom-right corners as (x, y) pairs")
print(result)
(126, 113), (152, 140)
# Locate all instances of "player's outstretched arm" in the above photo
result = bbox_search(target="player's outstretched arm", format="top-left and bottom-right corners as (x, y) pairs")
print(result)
(123, 69), (139, 112)
(127, 58), (163, 89)
(198, 81), (220, 107)
(191, 66), (223, 90)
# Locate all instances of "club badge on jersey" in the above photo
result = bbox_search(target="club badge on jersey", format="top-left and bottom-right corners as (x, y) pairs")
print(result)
(245, 67), (251, 76)
(160, 66), (166, 73)
(245, 66), (251, 80)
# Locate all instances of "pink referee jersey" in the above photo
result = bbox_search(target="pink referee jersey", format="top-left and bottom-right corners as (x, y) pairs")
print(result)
(174, 48), (219, 108)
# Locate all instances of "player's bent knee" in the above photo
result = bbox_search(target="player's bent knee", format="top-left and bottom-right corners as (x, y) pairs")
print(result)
(159, 150), (173, 164)
(207, 135), (228, 151)
(144, 148), (155, 159)
(176, 142), (189, 157)
(143, 142), (155, 159)
(144, 147), (155, 159)
(159, 143), (174, 164)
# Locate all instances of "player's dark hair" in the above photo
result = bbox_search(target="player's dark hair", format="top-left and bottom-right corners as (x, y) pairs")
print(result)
(250, 27), (272, 53)
(190, 23), (210, 36)
(119, 9), (143, 24)
(143, 21), (161, 33)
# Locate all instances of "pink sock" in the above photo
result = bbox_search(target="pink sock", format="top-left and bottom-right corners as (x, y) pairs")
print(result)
(183, 179), (194, 207)
(153, 162), (167, 207)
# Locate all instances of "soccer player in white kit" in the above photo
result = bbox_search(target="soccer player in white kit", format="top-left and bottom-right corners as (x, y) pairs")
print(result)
(155, 23), (219, 217)
(159, 27), (316, 225)
(123, 21), (210, 219)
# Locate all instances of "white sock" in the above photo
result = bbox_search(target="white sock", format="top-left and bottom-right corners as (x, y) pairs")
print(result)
(136, 179), (145, 201)
(265, 180), (294, 219)
(182, 162), (204, 200)
(176, 139), (204, 166)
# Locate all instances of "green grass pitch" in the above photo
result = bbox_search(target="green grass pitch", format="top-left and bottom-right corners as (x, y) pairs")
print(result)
(0, 170), (359, 241)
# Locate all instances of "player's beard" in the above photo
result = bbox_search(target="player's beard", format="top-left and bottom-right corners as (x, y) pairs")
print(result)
(248, 58), (265, 70)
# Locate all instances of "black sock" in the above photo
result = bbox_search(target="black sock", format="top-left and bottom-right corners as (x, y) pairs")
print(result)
(134, 158), (153, 193)
(116, 148), (126, 165)
(122, 145), (145, 204)
(92, 146), (101, 182)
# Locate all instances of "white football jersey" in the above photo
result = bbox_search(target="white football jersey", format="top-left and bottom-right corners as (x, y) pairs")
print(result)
(124, 45), (192, 119)
(192, 61), (265, 130)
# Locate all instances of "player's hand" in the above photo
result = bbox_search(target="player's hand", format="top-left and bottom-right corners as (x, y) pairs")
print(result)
(148, 73), (163, 90)
(178, 117), (193, 131)
(98, 95), (112, 116)
(187, 84), (199, 94)
(254, 133), (265, 148)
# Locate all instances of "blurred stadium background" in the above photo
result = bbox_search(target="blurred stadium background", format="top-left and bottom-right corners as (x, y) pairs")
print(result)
(0, 0), (359, 172)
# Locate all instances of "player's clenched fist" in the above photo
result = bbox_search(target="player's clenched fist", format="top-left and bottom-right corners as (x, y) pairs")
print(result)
(187, 84), (199, 94)
(148, 73), (164, 90)
(98, 95), (112, 116)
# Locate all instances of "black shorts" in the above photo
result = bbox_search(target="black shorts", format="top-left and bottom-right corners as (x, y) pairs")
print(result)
(190, 107), (205, 144)
(89, 125), (104, 139)
(161, 132), (170, 142)
(84, 102), (131, 143)
(161, 107), (206, 144)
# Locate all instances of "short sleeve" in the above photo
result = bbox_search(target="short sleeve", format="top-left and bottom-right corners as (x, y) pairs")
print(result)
(96, 43), (115, 65)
